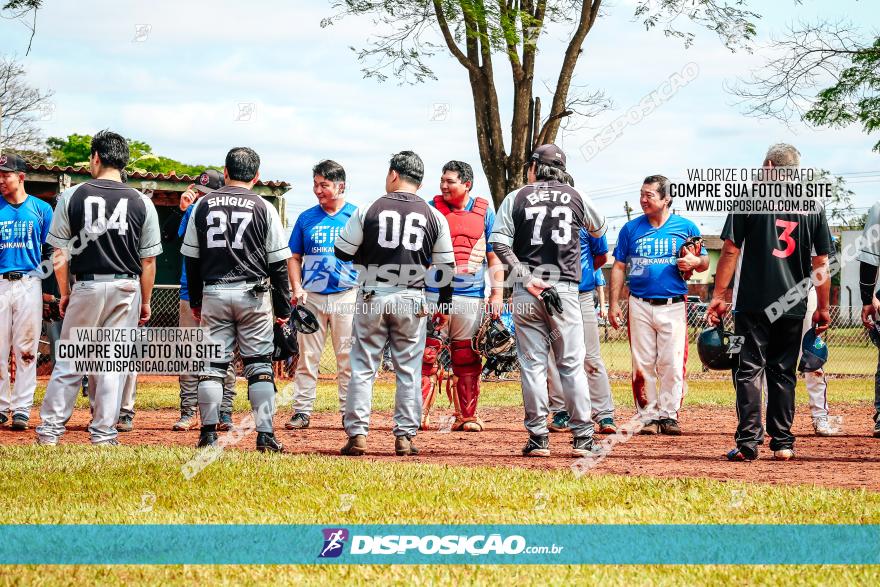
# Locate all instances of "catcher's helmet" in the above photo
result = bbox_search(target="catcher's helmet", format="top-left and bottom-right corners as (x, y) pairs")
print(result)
(472, 317), (518, 376)
(272, 321), (299, 362)
(697, 325), (740, 370)
(798, 327), (828, 373)
(290, 304), (319, 334)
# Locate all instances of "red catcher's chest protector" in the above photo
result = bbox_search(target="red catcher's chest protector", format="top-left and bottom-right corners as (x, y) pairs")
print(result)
(433, 196), (489, 274)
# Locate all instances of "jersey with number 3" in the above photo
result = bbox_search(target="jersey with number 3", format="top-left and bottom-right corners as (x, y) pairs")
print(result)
(46, 179), (162, 275)
(723, 211), (832, 318)
(490, 180), (607, 283)
(181, 186), (291, 281)
(335, 191), (454, 288)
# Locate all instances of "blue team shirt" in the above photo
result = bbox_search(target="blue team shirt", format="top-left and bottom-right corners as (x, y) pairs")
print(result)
(0, 195), (53, 274)
(612, 214), (703, 298)
(426, 197), (496, 298)
(579, 229), (608, 292)
(288, 202), (358, 294)
(178, 206), (194, 301)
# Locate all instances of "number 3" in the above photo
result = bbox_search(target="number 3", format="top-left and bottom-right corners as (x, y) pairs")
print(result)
(772, 219), (798, 258)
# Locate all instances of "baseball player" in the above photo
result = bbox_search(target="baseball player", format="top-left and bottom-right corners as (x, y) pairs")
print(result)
(857, 201), (880, 438)
(489, 144), (607, 457)
(708, 143), (832, 461)
(182, 147), (291, 452)
(286, 160), (358, 430)
(335, 151), (454, 456)
(547, 230), (616, 434)
(421, 160), (503, 432)
(162, 170), (237, 432)
(0, 154), (53, 431)
(609, 175), (708, 436)
(36, 131), (161, 446)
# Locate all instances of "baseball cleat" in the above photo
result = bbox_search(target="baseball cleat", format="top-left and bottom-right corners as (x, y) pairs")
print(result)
(0, 413), (8, 426)
(256, 432), (283, 453)
(812, 416), (838, 437)
(639, 420), (660, 435)
(197, 431), (219, 448)
(726, 447), (757, 462)
(10, 414), (29, 431)
(94, 439), (120, 447)
(217, 412), (234, 431)
(773, 448), (795, 461)
(36, 435), (57, 447)
(461, 419), (483, 432)
(571, 435), (594, 457)
(116, 415), (133, 433)
(394, 435), (419, 456)
(659, 418), (681, 436)
(548, 411), (570, 433)
(596, 418), (618, 434)
(341, 434), (367, 456)
(522, 434), (550, 457)
(285, 412), (310, 430)
(172, 414), (198, 431)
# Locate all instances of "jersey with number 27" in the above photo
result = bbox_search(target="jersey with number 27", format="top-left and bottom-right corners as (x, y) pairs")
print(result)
(722, 211), (832, 318)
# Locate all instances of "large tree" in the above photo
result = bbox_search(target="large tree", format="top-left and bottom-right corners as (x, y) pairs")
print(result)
(731, 21), (880, 152)
(324, 0), (759, 205)
(0, 54), (54, 149)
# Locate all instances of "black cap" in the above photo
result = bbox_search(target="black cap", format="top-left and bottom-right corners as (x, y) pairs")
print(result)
(529, 144), (566, 171)
(0, 153), (27, 173)
(193, 169), (224, 193)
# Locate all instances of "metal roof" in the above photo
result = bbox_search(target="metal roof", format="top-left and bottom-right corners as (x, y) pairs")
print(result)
(25, 163), (290, 189)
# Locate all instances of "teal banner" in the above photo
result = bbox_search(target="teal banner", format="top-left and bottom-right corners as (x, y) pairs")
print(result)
(0, 525), (877, 565)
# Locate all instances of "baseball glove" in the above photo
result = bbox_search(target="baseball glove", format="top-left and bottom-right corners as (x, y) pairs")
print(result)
(869, 322), (880, 350)
(43, 298), (62, 322)
(679, 236), (703, 280)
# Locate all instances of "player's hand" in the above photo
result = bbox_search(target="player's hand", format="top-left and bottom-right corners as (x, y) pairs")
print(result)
(676, 253), (700, 272)
(292, 289), (308, 305)
(58, 295), (70, 318)
(432, 312), (448, 329)
(525, 276), (551, 299)
(191, 306), (202, 323)
(598, 306), (608, 321)
(275, 316), (290, 325)
(813, 307), (831, 335)
(608, 305), (623, 329)
(487, 293), (504, 319)
(179, 186), (197, 211)
(706, 297), (728, 326)
(861, 299), (880, 328)
(138, 302), (151, 326)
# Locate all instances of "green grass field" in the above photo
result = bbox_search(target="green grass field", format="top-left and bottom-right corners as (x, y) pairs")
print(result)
(1, 377), (877, 584)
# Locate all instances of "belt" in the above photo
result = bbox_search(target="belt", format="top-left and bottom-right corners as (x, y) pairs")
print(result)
(634, 295), (686, 306)
(75, 273), (137, 281)
(205, 277), (265, 286)
(1, 272), (26, 280)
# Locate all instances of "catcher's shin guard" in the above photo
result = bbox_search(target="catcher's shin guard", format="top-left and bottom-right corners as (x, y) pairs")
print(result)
(450, 340), (483, 431)
(421, 335), (442, 430)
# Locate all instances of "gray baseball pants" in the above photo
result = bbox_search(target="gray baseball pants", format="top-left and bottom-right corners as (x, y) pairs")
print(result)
(179, 299), (236, 417)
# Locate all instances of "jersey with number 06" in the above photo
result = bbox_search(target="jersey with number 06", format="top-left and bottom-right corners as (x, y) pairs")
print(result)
(723, 211), (832, 319)
(181, 186), (290, 281)
(335, 191), (454, 288)
(46, 179), (162, 275)
(489, 180), (606, 283)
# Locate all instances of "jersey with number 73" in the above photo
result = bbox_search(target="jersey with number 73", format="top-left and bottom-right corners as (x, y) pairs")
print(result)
(489, 180), (607, 283)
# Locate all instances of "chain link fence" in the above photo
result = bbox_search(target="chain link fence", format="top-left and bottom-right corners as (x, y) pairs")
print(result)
(29, 287), (876, 379)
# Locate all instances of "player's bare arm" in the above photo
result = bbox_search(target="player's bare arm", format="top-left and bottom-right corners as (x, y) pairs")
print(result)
(811, 254), (831, 334)
(139, 257), (156, 326)
(859, 260), (880, 328)
(608, 260), (626, 329)
(51, 247), (71, 317)
(288, 253), (307, 305)
(707, 239), (741, 325)
(486, 251), (504, 318)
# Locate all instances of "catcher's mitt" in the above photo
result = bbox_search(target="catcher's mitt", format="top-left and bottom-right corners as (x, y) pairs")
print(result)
(472, 316), (518, 377)
(679, 236), (703, 280)
(43, 299), (62, 322)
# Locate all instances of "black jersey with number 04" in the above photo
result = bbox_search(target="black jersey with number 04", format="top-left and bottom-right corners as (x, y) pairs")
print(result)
(184, 186), (289, 282)
(64, 179), (153, 276)
(493, 180), (606, 283)
(723, 211), (832, 318)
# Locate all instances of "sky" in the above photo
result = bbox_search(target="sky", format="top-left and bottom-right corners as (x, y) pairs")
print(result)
(2, 0), (878, 241)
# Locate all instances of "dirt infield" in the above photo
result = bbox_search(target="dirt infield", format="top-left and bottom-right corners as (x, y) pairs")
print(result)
(2, 403), (878, 491)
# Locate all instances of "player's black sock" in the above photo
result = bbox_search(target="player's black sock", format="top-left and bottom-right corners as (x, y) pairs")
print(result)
(200, 424), (216, 433)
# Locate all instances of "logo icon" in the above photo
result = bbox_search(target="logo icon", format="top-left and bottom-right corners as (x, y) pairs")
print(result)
(318, 528), (349, 558)
(199, 173), (210, 186)
(0, 155), (7, 166)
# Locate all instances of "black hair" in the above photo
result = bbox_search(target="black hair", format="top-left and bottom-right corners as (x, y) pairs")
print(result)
(389, 151), (424, 185)
(313, 159), (346, 184)
(90, 130), (130, 170)
(642, 174), (670, 198)
(442, 160), (474, 186)
(225, 147), (260, 182)
(533, 161), (570, 184)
